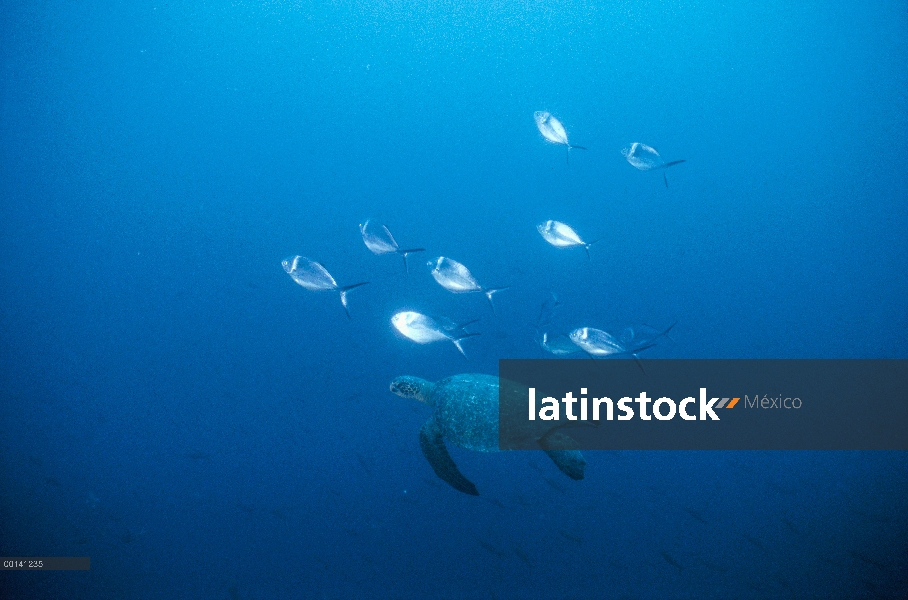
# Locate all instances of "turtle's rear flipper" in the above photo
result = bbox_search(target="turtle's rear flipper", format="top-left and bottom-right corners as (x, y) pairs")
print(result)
(420, 420), (479, 496)
(544, 449), (586, 480)
(538, 431), (587, 480)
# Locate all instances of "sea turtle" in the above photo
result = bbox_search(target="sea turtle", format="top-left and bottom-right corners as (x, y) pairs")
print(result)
(390, 373), (586, 496)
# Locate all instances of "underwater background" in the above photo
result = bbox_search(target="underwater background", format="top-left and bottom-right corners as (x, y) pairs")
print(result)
(2, 0), (907, 598)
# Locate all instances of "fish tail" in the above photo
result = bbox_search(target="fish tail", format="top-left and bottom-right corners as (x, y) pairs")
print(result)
(630, 342), (658, 354)
(483, 287), (509, 314)
(457, 317), (481, 330)
(641, 321), (677, 344)
(451, 333), (481, 359)
(661, 160), (685, 187)
(338, 282), (369, 318)
(397, 248), (425, 275)
(656, 321), (678, 343)
(662, 321), (678, 343)
(583, 237), (606, 260)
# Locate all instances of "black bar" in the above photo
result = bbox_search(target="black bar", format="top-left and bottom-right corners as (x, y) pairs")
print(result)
(1, 557), (90, 571)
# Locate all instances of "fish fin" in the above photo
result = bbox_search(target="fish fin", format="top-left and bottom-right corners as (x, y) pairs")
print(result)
(420, 419), (479, 495)
(657, 158), (686, 187)
(584, 237), (604, 260)
(340, 297), (352, 319)
(570, 145), (588, 150)
(632, 354), (647, 374)
(630, 342), (658, 354)
(656, 321), (678, 343)
(535, 292), (562, 328)
(483, 287), (509, 314)
(339, 281), (370, 292)
(397, 248), (425, 275)
(456, 317), (481, 330)
(661, 321), (678, 343)
(338, 282), (369, 318)
(451, 333), (481, 359)
(642, 321), (678, 344)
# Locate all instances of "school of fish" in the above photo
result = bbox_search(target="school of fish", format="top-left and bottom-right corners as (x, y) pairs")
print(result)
(283, 114), (682, 358)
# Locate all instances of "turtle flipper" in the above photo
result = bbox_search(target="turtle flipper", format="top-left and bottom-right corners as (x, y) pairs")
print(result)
(543, 449), (586, 480)
(538, 430), (587, 480)
(420, 419), (479, 496)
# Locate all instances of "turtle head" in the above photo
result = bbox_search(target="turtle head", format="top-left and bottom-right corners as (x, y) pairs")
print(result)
(390, 376), (433, 404)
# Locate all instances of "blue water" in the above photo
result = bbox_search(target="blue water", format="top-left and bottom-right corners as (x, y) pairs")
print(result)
(2, 1), (907, 598)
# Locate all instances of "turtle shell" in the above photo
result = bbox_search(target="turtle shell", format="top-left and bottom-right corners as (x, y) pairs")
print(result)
(430, 374), (500, 452)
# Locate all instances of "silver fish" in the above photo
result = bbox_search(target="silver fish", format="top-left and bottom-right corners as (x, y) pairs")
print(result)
(359, 219), (425, 274)
(427, 257), (507, 313)
(534, 111), (587, 163)
(570, 324), (673, 372)
(537, 220), (600, 259)
(569, 327), (627, 357)
(621, 142), (686, 187)
(391, 311), (479, 358)
(535, 292), (563, 331)
(534, 293), (580, 355)
(539, 332), (582, 356)
(282, 255), (369, 319)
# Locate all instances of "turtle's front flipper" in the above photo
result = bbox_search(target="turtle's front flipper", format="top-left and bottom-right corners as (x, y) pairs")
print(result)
(420, 419), (479, 496)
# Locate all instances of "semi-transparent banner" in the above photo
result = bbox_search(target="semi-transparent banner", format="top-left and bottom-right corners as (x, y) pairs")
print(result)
(498, 360), (908, 450)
